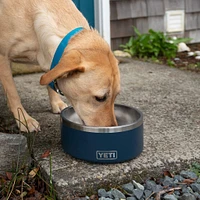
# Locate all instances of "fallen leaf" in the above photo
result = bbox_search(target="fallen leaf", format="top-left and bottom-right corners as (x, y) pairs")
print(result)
(25, 197), (36, 200)
(29, 167), (39, 179)
(41, 150), (51, 158)
(20, 191), (27, 198)
(28, 186), (36, 196)
(6, 172), (13, 180)
(163, 170), (174, 178)
(34, 190), (43, 199)
(15, 189), (21, 195)
(90, 194), (98, 200)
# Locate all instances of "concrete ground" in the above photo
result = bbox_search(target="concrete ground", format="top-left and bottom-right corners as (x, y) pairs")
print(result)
(0, 60), (199, 199)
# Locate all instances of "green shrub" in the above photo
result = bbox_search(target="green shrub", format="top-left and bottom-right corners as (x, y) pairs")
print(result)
(120, 27), (192, 60)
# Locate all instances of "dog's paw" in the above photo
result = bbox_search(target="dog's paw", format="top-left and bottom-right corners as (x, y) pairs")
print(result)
(17, 117), (41, 133)
(51, 101), (68, 114)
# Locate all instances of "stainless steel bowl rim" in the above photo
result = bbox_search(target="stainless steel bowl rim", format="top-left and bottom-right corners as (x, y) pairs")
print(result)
(61, 104), (143, 133)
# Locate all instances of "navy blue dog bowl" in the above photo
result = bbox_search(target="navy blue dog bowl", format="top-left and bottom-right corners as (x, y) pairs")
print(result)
(61, 104), (143, 163)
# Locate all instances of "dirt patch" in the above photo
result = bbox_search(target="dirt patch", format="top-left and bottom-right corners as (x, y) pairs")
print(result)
(163, 43), (200, 72)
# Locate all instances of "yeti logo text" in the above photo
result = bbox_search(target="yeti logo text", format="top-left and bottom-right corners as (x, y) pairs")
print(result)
(96, 151), (118, 160)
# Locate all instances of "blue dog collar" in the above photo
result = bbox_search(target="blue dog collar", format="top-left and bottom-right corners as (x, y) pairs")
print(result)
(49, 27), (84, 95)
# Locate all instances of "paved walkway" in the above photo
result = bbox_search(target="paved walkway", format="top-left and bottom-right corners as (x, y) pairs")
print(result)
(0, 60), (199, 199)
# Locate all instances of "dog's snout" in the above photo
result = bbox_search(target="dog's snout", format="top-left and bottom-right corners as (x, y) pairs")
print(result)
(111, 117), (118, 127)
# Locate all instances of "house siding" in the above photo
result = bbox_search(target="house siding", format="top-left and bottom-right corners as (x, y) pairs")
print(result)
(110, 0), (200, 50)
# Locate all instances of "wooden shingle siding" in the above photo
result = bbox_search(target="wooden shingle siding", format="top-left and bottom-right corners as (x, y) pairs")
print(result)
(110, 1), (118, 20)
(110, 0), (200, 50)
(164, 0), (185, 11)
(130, 0), (147, 18)
(135, 17), (149, 34)
(198, 13), (200, 29)
(185, 30), (200, 43)
(111, 19), (135, 38)
(185, 13), (199, 30)
(148, 16), (164, 31)
(111, 37), (130, 50)
(115, 0), (133, 20)
(185, 0), (200, 13)
(146, 0), (165, 16)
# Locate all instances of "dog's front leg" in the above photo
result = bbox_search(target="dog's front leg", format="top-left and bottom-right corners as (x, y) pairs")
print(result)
(0, 55), (40, 132)
(47, 86), (67, 113)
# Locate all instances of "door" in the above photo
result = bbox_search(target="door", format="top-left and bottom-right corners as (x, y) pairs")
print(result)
(72, 0), (95, 27)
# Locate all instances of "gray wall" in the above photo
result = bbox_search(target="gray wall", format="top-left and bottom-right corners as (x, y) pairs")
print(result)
(110, 0), (200, 50)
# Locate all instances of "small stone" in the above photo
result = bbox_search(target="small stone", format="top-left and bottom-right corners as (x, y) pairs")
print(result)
(132, 189), (143, 200)
(196, 177), (200, 183)
(191, 183), (200, 193)
(145, 180), (163, 193)
(145, 180), (156, 191)
(180, 170), (198, 179)
(174, 190), (180, 196)
(195, 51), (200, 56)
(164, 194), (178, 200)
(105, 191), (113, 199)
(98, 189), (107, 197)
(187, 187), (193, 193)
(193, 192), (199, 198)
(174, 179), (179, 185)
(152, 185), (163, 194)
(188, 52), (195, 56)
(180, 193), (196, 200)
(162, 176), (175, 187)
(132, 180), (144, 191)
(144, 190), (152, 198)
(174, 58), (180, 61)
(195, 56), (200, 60)
(174, 175), (184, 182)
(127, 197), (137, 200)
(178, 42), (190, 52)
(99, 197), (112, 200)
(114, 50), (131, 58)
(182, 186), (190, 194)
(110, 188), (126, 199)
(122, 182), (134, 194)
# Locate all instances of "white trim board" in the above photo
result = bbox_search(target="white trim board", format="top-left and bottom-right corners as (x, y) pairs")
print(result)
(94, 0), (111, 46)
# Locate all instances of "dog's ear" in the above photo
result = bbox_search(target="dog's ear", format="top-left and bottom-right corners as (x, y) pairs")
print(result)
(40, 50), (85, 85)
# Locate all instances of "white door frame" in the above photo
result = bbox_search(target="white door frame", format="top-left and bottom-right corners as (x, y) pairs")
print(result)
(94, 0), (111, 46)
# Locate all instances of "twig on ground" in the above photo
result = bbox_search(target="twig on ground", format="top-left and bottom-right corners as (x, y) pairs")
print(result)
(155, 187), (182, 200)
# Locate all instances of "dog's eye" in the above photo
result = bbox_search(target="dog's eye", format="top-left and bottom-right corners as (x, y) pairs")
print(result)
(95, 95), (107, 102)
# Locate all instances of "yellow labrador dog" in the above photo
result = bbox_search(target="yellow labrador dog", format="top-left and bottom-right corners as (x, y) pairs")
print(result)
(0, 0), (120, 132)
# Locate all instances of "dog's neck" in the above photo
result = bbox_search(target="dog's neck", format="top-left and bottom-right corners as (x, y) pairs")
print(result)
(48, 27), (84, 95)
(33, 2), (90, 71)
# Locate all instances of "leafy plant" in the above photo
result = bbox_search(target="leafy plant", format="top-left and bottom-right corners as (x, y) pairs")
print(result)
(197, 62), (200, 68)
(120, 27), (192, 62)
(190, 162), (200, 177)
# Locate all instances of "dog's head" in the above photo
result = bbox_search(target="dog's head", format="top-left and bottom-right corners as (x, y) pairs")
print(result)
(40, 30), (120, 127)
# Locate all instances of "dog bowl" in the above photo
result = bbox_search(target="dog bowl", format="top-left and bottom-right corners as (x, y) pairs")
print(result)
(60, 104), (143, 163)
